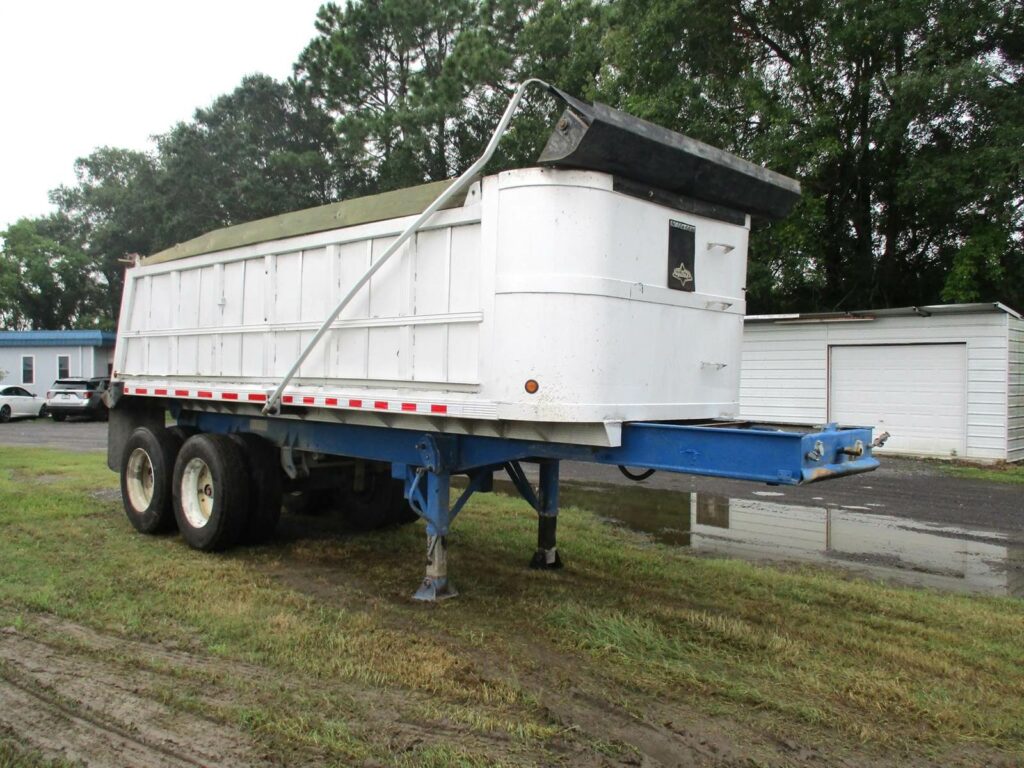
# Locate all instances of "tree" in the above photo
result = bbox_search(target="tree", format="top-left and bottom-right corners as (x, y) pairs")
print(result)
(0, 216), (103, 330)
(478, 0), (611, 171)
(603, 0), (1024, 313)
(294, 0), (539, 190)
(156, 74), (341, 246)
(50, 147), (161, 324)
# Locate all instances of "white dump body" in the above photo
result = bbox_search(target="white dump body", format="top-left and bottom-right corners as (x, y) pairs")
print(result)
(115, 167), (749, 446)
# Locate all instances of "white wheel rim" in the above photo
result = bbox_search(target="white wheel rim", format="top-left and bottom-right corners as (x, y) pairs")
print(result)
(181, 457), (215, 529)
(126, 448), (156, 511)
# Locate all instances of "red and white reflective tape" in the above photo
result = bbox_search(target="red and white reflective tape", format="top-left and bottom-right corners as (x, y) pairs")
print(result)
(122, 384), (451, 415)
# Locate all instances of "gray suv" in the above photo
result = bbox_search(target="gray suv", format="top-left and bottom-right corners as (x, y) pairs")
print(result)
(45, 377), (110, 422)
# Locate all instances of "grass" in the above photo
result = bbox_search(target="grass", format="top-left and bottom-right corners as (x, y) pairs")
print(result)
(0, 733), (78, 768)
(943, 461), (1024, 484)
(0, 446), (1022, 766)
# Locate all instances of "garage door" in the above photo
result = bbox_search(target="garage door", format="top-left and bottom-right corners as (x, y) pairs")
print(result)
(829, 344), (966, 457)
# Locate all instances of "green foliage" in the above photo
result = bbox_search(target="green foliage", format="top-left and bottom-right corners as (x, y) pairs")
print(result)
(293, 0), (534, 189)
(0, 216), (104, 330)
(49, 147), (160, 324)
(602, 0), (1024, 313)
(156, 74), (341, 246)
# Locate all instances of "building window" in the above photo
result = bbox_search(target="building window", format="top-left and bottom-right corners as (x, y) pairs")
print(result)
(57, 355), (70, 379)
(21, 356), (34, 385)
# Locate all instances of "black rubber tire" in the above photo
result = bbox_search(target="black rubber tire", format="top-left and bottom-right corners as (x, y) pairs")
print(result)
(281, 486), (339, 517)
(281, 490), (314, 516)
(173, 434), (250, 552)
(120, 426), (184, 534)
(0, 406), (10, 423)
(167, 425), (197, 445)
(51, 412), (67, 422)
(342, 469), (417, 530)
(37, 404), (47, 418)
(228, 433), (283, 544)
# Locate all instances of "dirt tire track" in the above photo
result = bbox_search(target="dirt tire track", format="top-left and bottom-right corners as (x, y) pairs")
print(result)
(0, 674), (207, 768)
(0, 625), (279, 768)
(21, 612), (529, 752)
(1, 615), (547, 767)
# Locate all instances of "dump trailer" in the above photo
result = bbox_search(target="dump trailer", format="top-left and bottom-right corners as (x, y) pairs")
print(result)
(107, 81), (879, 600)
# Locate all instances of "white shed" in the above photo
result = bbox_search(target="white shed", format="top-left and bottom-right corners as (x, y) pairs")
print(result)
(740, 303), (1024, 462)
(0, 331), (116, 397)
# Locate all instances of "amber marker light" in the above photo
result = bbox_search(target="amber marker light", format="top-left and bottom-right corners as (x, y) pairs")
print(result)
(524, 379), (539, 394)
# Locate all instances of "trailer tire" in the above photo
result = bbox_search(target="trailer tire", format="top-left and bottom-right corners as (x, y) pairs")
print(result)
(173, 434), (249, 552)
(120, 426), (183, 535)
(167, 425), (197, 445)
(342, 469), (416, 530)
(228, 433), (282, 544)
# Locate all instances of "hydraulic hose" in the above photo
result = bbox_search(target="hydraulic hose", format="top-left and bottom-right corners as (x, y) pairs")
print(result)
(618, 465), (656, 482)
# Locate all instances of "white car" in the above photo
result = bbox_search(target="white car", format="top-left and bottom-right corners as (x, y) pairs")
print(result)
(0, 385), (47, 422)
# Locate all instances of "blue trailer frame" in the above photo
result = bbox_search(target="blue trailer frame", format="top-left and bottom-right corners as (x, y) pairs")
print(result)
(176, 409), (878, 601)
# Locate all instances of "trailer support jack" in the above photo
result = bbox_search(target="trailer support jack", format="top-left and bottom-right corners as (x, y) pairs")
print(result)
(503, 460), (564, 570)
(415, 534), (456, 602)
(531, 461), (562, 570)
(406, 468), (458, 602)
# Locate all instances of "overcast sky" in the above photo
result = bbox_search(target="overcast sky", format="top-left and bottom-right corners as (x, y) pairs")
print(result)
(0, 0), (325, 232)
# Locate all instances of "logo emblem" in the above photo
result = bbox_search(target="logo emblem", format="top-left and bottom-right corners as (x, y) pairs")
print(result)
(671, 263), (693, 289)
(667, 220), (696, 293)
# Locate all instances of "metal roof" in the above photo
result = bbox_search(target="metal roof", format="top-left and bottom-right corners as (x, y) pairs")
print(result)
(0, 330), (117, 348)
(142, 179), (465, 265)
(745, 302), (1022, 323)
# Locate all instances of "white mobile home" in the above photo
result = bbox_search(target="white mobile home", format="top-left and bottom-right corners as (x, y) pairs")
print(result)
(740, 303), (1024, 462)
(0, 330), (116, 397)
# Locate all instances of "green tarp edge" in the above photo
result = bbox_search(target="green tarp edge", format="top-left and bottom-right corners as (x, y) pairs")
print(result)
(142, 178), (462, 265)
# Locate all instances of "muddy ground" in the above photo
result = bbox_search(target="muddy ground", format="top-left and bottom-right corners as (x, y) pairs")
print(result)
(1, 427), (1021, 766)
(0, 558), (823, 768)
(2, 508), (1017, 768)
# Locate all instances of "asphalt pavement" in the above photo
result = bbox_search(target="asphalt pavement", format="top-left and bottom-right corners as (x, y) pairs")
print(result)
(0, 416), (109, 453)
(2, 416), (1020, 538)
(559, 457), (1024, 537)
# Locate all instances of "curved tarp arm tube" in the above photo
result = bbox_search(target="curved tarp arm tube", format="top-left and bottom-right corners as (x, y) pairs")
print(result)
(262, 78), (557, 415)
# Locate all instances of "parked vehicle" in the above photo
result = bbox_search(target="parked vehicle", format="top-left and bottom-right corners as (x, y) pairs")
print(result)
(0, 386), (46, 422)
(107, 82), (880, 600)
(46, 378), (110, 422)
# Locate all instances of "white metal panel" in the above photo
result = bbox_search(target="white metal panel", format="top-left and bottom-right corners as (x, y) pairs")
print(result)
(1009, 317), (1024, 462)
(741, 310), (1014, 460)
(739, 324), (828, 423)
(488, 169), (747, 422)
(115, 167), (753, 441)
(829, 343), (966, 457)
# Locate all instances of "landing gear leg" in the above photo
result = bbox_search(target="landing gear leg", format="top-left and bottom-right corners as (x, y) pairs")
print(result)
(417, 532), (456, 601)
(409, 469), (458, 601)
(530, 460), (563, 570)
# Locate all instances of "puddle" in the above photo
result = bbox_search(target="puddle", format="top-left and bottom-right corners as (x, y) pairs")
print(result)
(487, 479), (1024, 597)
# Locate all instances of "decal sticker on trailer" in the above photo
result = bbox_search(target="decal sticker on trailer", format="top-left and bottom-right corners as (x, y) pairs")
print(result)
(667, 220), (695, 292)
